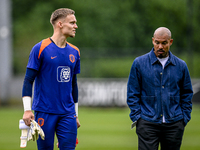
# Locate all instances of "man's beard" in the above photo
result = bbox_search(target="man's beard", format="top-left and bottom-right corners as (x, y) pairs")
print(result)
(157, 49), (168, 58)
(158, 54), (164, 58)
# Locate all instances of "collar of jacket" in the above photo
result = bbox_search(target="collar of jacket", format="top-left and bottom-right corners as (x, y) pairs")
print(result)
(149, 48), (176, 66)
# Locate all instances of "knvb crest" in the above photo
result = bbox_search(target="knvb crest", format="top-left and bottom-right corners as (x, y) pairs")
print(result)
(38, 118), (44, 127)
(69, 54), (75, 63)
(57, 66), (70, 82)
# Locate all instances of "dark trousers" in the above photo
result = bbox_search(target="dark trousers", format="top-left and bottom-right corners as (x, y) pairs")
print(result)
(136, 119), (185, 150)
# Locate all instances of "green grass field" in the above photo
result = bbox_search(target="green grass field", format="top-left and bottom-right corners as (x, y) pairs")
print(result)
(0, 105), (200, 150)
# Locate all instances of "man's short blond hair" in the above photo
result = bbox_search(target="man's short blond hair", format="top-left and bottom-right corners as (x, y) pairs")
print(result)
(50, 8), (75, 25)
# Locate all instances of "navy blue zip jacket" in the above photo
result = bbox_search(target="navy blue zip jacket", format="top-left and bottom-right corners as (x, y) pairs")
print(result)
(127, 48), (193, 126)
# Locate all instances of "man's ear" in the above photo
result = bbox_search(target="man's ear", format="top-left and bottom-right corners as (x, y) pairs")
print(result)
(152, 37), (154, 44)
(57, 21), (63, 28)
(170, 38), (173, 45)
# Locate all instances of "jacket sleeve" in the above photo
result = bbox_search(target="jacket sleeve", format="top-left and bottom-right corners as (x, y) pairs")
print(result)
(127, 59), (141, 122)
(180, 63), (193, 126)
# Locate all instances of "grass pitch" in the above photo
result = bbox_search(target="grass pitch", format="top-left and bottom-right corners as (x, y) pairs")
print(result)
(0, 105), (200, 150)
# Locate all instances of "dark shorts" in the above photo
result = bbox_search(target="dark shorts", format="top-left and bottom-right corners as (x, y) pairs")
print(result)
(35, 111), (77, 150)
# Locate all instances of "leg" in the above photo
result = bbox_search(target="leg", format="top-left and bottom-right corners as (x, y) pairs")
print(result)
(56, 113), (77, 150)
(160, 120), (185, 150)
(136, 119), (160, 150)
(35, 111), (58, 150)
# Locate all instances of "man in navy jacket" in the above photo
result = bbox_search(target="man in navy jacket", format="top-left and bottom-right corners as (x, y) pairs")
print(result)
(127, 27), (193, 150)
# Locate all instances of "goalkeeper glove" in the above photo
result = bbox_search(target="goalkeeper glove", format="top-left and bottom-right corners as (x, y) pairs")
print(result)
(19, 119), (45, 148)
(19, 119), (30, 148)
(29, 120), (45, 141)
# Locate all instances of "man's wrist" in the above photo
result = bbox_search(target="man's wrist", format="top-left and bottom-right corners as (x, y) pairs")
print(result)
(75, 103), (78, 117)
(22, 96), (32, 112)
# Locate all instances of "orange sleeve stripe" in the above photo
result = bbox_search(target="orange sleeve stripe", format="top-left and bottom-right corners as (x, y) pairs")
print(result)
(38, 38), (52, 59)
(67, 42), (80, 56)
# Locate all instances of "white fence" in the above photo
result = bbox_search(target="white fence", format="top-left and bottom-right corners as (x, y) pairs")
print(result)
(78, 78), (128, 106)
(9, 77), (128, 106)
(8, 77), (200, 106)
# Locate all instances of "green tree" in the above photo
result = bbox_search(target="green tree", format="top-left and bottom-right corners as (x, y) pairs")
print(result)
(12, 0), (200, 77)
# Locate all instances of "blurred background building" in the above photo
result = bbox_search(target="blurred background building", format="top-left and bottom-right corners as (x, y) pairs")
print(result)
(0, 0), (12, 104)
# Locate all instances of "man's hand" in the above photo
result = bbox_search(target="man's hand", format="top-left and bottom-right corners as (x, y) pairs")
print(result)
(76, 117), (81, 128)
(23, 110), (34, 126)
(131, 121), (137, 129)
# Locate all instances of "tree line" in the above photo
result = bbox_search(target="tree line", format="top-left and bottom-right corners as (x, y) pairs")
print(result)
(12, 0), (200, 77)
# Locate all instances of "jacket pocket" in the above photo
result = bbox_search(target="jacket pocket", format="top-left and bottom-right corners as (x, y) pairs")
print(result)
(169, 96), (182, 117)
(141, 96), (156, 117)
